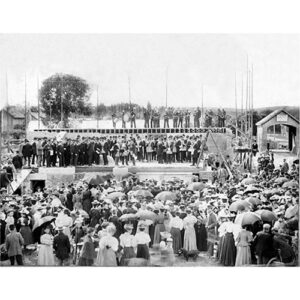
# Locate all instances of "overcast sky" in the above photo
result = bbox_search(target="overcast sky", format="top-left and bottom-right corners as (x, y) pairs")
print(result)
(0, 34), (299, 109)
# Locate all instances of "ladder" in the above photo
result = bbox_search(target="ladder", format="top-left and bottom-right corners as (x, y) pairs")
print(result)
(8, 169), (32, 194)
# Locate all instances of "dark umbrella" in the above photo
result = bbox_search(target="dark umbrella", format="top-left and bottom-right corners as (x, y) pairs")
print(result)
(255, 210), (277, 222)
(235, 212), (261, 226)
(286, 217), (298, 231)
(88, 174), (112, 186)
(243, 186), (261, 194)
(32, 216), (56, 243)
(229, 200), (250, 212)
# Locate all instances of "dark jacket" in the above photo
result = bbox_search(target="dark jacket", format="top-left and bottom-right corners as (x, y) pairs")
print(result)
(80, 235), (96, 260)
(22, 143), (33, 157)
(253, 231), (275, 257)
(12, 154), (23, 169)
(53, 232), (71, 260)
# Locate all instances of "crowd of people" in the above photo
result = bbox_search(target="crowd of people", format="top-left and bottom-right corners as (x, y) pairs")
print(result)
(6, 134), (212, 169)
(0, 150), (298, 267)
(113, 107), (226, 129)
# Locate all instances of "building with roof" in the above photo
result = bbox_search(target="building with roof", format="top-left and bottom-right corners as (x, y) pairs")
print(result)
(0, 108), (25, 132)
(256, 109), (299, 154)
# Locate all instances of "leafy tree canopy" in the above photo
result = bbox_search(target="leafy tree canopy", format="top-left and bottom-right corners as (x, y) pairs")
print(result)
(39, 73), (92, 127)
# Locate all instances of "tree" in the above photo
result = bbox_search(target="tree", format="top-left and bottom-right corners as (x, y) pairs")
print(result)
(39, 73), (92, 127)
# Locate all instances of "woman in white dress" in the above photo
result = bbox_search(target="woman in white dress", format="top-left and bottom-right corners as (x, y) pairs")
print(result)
(37, 226), (55, 266)
(97, 224), (119, 266)
(119, 223), (137, 266)
(183, 209), (197, 251)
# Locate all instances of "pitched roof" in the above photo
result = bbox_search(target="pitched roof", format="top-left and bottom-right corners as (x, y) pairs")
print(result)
(256, 109), (299, 126)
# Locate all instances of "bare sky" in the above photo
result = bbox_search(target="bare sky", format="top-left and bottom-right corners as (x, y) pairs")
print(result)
(0, 34), (299, 109)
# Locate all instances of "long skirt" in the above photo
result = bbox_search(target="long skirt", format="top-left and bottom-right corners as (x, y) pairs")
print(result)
(120, 246), (136, 266)
(19, 226), (33, 246)
(219, 233), (236, 266)
(78, 257), (94, 266)
(183, 227), (197, 251)
(96, 248), (117, 267)
(136, 244), (150, 260)
(170, 227), (182, 254)
(216, 235), (224, 260)
(37, 245), (55, 266)
(153, 223), (165, 245)
(235, 245), (251, 266)
(195, 224), (207, 251)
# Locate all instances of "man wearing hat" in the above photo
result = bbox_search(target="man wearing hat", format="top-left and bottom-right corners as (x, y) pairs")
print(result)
(252, 223), (275, 265)
(5, 224), (24, 265)
(22, 139), (33, 167)
(53, 226), (71, 266)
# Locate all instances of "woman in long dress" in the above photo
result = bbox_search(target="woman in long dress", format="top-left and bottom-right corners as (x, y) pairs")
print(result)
(97, 224), (119, 266)
(183, 210), (197, 251)
(235, 225), (253, 266)
(153, 210), (166, 245)
(219, 220), (237, 266)
(18, 212), (33, 248)
(194, 215), (207, 252)
(169, 212), (183, 254)
(37, 226), (55, 266)
(119, 223), (137, 266)
(135, 221), (151, 261)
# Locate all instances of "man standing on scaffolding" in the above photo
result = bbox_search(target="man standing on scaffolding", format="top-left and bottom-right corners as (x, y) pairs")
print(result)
(130, 108), (136, 128)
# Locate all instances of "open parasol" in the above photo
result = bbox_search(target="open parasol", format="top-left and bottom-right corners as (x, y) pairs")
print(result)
(245, 197), (262, 206)
(106, 191), (125, 200)
(155, 191), (177, 202)
(119, 213), (137, 222)
(284, 205), (298, 219)
(282, 181), (299, 189)
(274, 177), (289, 185)
(135, 189), (154, 198)
(187, 182), (207, 192)
(243, 185), (261, 194)
(235, 212), (261, 226)
(32, 216), (56, 232)
(135, 210), (157, 221)
(241, 178), (256, 186)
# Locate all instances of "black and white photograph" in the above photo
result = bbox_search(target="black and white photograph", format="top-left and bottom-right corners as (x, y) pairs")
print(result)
(0, 33), (298, 269)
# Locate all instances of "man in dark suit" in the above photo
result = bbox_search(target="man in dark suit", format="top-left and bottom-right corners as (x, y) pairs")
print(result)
(12, 151), (23, 171)
(57, 141), (65, 167)
(102, 138), (109, 166)
(22, 139), (33, 167)
(94, 138), (102, 165)
(253, 223), (275, 264)
(31, 138), (37, 165)
(53, 226), (71, 266)
(87, 138), (95, 166)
